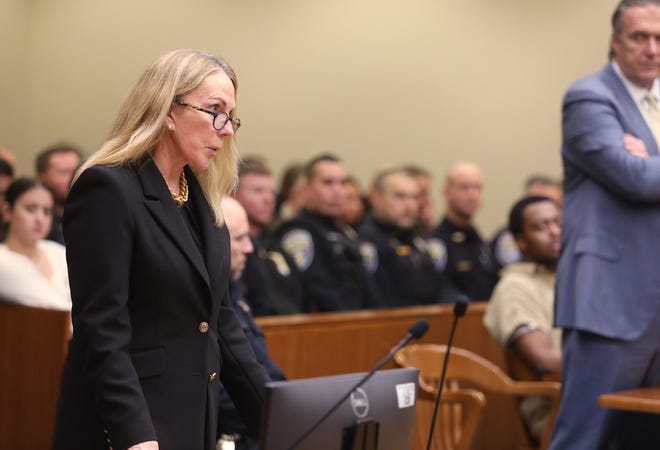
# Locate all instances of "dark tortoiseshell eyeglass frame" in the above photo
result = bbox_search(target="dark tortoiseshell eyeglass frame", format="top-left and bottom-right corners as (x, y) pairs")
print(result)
(174, 101), (241, 132)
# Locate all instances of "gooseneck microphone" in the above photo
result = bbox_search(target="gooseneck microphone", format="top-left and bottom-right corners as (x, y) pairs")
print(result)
(425, 296), (469, 450)
(286, 319), (430, 450)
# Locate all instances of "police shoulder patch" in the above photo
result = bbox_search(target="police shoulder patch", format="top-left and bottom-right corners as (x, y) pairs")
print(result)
(494, 231), (521, 267)
(281, 229), (314, 271)
(359, 241), (379, 274)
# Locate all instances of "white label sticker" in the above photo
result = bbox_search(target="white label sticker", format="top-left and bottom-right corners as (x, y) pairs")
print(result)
(395, 382), (416, 408)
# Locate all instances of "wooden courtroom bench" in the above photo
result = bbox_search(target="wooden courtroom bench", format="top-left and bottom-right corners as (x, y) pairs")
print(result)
(257, 302), (532, 450)
(0, 303), (70, 450)
(0, 301), (528, 449)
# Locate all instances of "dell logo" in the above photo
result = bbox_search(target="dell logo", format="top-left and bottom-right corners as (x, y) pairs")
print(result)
(350, 388), (370, 418)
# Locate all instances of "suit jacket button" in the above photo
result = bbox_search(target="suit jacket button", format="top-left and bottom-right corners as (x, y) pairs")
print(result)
(199, 322), (209, 333)
(209, 371), (217, 382)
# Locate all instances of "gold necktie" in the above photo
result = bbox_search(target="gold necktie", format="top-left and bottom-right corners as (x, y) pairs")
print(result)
(644, 93), (660, 144)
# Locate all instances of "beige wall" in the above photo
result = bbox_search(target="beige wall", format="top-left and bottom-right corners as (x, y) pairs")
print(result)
(1, 0), (618, 235)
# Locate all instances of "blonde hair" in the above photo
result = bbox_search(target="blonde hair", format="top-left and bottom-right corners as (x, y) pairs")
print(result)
(74, 48), (239, 226)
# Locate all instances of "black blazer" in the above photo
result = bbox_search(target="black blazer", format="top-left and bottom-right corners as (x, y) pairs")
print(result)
(52, 156), (270, 450)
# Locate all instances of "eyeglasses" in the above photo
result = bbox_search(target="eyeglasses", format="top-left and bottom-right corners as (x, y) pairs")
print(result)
(174, 101), (241, 132)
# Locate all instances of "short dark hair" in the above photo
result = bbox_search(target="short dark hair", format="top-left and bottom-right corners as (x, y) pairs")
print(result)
(5, 177), (51, 208)
(238, 156), (271, 177)
(612, 0), (660, 34)
(304, 153), (341, 181)
(508, 195), (557, 236)
(0, 158), (14, 177)
(371, 166), (415, 192)
(35, 143), (83, 174)
(278, 163), (305, 200)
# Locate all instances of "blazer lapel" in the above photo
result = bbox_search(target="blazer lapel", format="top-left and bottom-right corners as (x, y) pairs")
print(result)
(136, 156), (212, 291)
(185, 165), (229, 306)
(602, 65), (660, 156)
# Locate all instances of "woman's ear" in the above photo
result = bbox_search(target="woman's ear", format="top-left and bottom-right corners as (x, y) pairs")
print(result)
(165, 116), (175, 132)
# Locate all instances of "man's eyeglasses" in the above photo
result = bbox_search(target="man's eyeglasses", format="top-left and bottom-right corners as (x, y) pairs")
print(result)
(174, 101), (241, 132)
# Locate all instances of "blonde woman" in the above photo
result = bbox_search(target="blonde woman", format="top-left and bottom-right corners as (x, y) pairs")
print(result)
(52, 49), (269, 450)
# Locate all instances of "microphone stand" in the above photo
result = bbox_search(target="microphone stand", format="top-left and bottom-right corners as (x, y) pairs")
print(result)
(425, 298), (469, 450)
(286, 320), (429, 450)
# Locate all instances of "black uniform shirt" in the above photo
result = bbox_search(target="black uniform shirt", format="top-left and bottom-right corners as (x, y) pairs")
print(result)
(358, 215), (455, 307)
(277, 209), (369, 312)
(427, 217), (499, 301)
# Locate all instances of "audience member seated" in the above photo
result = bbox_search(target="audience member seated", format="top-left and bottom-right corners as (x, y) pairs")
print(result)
(277, 153), (371, 312)
(340, 176), (366, 229)
(491, 175), (563, 269)
(0, 178), (71, 310)
(35, 143), (84, 245)
(274, 161), (306, 225)
(233, 156), (305, 315)
(0, 157), (15, 242)
(483, 195), (561, 441)
(427, 161), (499, 301)
(402, 164), (436, 235)
(358, 166), (457, 308)
(217, 197), (285, 450)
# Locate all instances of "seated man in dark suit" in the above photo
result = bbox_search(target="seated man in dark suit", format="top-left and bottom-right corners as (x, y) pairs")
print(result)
(217, 197), (286, 450)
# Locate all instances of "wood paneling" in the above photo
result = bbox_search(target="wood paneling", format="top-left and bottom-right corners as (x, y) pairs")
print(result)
(256, 302), (531, 450)
(0, 301), (535, 449)
(0, 304), (70, 450)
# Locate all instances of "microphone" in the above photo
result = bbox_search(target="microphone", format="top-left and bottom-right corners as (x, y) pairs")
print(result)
(286, 319), (430, 450)
(425, 296), (469, 450)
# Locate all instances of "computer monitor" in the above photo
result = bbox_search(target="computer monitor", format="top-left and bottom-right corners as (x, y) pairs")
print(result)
(259, 367), (419, 450)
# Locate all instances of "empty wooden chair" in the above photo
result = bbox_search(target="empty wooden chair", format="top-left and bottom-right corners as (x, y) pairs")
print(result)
(395, 344), (561, 450)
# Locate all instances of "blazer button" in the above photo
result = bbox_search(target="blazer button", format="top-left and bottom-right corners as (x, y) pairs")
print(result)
(209, 372), (217, 382)
(199, 322), (209, 333)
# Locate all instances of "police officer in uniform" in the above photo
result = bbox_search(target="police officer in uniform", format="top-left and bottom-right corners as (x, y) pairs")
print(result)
(277, 154), (370, 312)
(233, 156), (305, 315)
(217, 198), (285, 450)
(359, 167), (457, 308)
(428, 162), (498, 301)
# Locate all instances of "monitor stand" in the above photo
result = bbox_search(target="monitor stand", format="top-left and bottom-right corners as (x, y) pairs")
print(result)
(342, 418), (379, 450)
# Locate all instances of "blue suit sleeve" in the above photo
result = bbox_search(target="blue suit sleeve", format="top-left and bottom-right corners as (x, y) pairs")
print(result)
(562, 86), (660, 202)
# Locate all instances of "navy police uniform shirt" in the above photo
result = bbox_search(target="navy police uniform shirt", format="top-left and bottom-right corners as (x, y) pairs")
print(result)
(427, 217), (499, 301)
(358, 215), (457, 308)
(277, 209), (371, 312)
(241, 236), (306, 316)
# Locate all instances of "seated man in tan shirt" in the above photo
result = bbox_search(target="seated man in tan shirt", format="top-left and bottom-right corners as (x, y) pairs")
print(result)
(483, 195), (562, 441)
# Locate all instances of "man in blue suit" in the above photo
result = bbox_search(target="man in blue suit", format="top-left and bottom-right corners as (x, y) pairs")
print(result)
(550, 1), (660, 448)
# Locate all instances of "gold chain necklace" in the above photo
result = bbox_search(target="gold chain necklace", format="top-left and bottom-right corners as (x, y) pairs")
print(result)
(170, 170), (189, 206)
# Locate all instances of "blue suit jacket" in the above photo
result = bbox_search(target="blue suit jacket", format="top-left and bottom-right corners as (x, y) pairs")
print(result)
(555, 64), (660, 340)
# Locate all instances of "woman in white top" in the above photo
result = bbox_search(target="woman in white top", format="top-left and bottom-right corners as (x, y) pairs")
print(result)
(0, 177), (71, 310)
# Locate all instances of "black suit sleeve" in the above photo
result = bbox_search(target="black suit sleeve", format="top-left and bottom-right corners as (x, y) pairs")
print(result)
(217, 303), (271, 436)
(63, 166), (157, 449)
